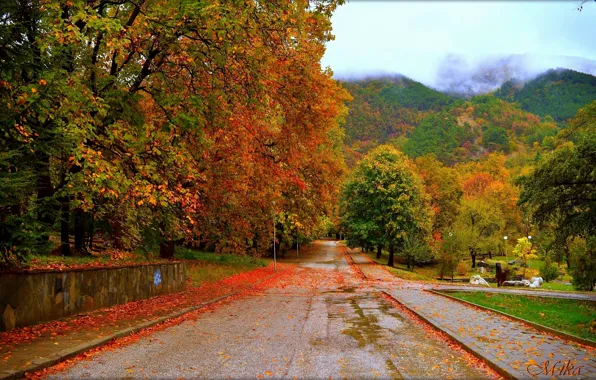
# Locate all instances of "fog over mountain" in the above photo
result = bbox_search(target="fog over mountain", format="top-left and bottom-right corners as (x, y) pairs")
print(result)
(334, 54), (596, 97)
(324, 1), (596, 97)
(431, 54), (596, 96)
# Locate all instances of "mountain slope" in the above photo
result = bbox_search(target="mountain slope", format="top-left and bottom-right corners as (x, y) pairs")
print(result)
(341, 75), (455, 144)
(341, 76), (561, 166)
(494, 69), (596, 122)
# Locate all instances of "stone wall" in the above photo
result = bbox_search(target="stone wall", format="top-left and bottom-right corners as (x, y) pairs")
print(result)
(0, 262), (186, 331)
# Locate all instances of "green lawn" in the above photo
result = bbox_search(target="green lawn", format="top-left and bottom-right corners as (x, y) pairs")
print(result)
(175, 247), (268, 286)
(445, 291), (596, 341)
(365, 251), (436, 281)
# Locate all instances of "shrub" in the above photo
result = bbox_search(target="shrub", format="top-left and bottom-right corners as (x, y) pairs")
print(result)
(436, 255), (455, 280)
(539, 258), (559, 283)
(570, 237), (596, 291)
(457, 260), (471, 276)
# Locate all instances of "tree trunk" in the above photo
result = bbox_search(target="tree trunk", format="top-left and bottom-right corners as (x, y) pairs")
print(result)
(159, 240), (175, 259)
(88, 213), (94, 250)
(565, 246), (571, 270)
(387, 245), (395, 267)
(36, 165), (55, 242)
(112, 215), (124, 250)
(376, 245), (382, 259)
(60, 198), (70, 256)
(74, 208), (85, 253)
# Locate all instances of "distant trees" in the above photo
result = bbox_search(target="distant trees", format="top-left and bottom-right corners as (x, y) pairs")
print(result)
(403, 112), (472, 163)
(340, 145), (433, 267)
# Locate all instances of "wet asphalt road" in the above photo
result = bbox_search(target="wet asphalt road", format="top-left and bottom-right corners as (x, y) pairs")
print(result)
(51, 241), (487, 379)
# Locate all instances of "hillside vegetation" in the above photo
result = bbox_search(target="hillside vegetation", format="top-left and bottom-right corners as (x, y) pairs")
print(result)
(495, 69), (596, 122)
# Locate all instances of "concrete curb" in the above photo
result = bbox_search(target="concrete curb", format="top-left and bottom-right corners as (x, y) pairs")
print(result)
(342, 248), (367, 280)
(1, 270), (281, 380)
(381, 290), (517, 380)
(429, 289), (596, 349)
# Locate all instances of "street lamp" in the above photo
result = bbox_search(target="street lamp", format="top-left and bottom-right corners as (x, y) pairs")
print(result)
(504, 236), (508, 265)
(273, 213), (276, 272)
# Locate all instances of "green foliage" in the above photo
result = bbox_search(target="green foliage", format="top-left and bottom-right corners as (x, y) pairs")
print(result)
(519, 101), (596, 239)
(398, 232), (434, 271)
(539, 257), (560, 283)
(495, 69), (596, 122)
(570, 237), (596, 291)
(513, 237), (538, 269)
(341, 76), (454, 145)
(403, 112), (472, 163)
(340, 145), (433, 256)
(482, 125), (509, 153)
(436, 230), (467, 280)
(174, 247), (268, 287)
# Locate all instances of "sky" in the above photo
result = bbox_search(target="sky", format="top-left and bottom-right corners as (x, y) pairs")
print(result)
(322, 1), (596, 88)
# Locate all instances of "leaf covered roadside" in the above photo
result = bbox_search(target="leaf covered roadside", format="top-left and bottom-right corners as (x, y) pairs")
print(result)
(0, 261), (292, 372)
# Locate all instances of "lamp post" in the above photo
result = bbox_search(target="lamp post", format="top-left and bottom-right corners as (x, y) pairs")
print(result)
(504, 236), (508, 266)
(296, 225), (299, 259)
(273, 213), (276, 272)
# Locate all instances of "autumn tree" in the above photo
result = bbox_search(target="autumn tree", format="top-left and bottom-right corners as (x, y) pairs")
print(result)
(413, 155), (462, 233)
(0, 0), (349, 264)
(341, 145), (433, 267)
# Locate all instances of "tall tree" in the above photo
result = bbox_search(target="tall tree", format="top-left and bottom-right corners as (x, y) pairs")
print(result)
(341, 145), (433, 266)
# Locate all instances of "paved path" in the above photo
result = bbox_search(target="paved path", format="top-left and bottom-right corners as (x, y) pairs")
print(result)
(50, 241), (488, 379)
(349, 250), (596, 379)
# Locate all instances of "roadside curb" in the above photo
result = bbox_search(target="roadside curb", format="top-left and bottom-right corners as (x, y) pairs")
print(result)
(0, 269), (282, 380)
(381, 290), (517, 380)
(429, 285), (596, 302)
(342, 247), (367, 280)
(429, 289), (596, 349)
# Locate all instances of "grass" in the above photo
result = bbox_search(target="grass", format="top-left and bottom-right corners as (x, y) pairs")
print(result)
(365, 251), (436, 282)
(446, 291), (596, 341)
(25, 250), (167, 269)
(175, 247), (268, 286)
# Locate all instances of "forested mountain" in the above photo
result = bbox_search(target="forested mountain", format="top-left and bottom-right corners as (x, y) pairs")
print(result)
(341, 76), (455, 144)
(495, 69), (596, 122)
(403, 95), (559, 164)
(341, 75), (570, 166)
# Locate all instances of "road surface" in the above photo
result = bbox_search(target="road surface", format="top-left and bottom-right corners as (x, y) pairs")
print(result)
(51, 240), (488, 379)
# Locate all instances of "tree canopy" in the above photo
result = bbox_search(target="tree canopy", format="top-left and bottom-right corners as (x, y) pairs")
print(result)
(340, 145), (433, 266)
(0, 0), (348, 264)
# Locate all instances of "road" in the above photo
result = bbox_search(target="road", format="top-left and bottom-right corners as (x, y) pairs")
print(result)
(51, 240), (489, 379)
